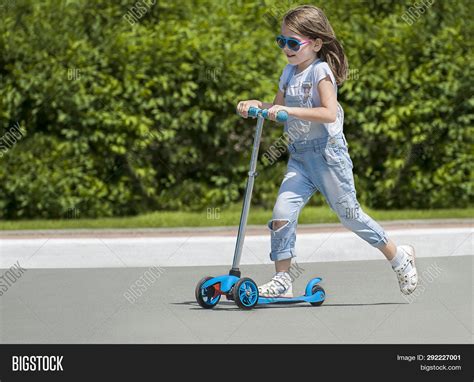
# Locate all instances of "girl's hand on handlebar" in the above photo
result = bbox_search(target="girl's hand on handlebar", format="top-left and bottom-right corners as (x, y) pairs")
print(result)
(237, 100), (262, 118)
(267, 105), (289, 122)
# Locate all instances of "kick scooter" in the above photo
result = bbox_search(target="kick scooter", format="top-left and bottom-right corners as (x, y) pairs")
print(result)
(195, 107), (326, 310)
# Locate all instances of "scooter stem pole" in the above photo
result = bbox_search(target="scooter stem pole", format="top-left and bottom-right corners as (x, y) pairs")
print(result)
(230, 115), (265, 275)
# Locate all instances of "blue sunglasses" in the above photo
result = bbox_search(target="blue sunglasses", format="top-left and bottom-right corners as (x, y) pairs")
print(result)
(276, 35), (310, 52)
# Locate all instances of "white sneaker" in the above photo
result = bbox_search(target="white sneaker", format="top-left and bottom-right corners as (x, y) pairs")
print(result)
(258, 272), (293, 298)
(393, 245), (418, 295)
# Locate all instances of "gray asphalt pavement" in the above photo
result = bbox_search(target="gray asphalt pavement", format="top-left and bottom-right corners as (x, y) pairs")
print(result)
(0, 255), (471, 344)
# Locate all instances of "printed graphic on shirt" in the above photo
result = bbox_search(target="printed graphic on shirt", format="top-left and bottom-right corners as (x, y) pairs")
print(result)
(302, 81), (312, 104)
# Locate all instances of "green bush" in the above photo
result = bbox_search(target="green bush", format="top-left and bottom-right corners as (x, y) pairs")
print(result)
(0, 0), (472, 219)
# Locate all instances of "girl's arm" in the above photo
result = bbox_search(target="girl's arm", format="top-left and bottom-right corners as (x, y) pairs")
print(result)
(267, 76), (337, 123)
(260, 90), (285, 109)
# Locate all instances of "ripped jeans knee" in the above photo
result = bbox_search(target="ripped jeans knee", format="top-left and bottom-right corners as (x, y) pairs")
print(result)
(267, 218), (297, 262)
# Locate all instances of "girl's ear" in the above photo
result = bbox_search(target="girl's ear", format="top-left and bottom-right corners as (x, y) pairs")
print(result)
(313, 38), (323, 53)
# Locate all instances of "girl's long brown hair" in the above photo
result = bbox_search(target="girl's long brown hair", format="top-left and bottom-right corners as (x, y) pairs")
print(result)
(283, 5), (348, 85)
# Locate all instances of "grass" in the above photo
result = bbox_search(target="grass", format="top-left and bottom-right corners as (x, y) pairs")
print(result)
(0, 203), (472, 231)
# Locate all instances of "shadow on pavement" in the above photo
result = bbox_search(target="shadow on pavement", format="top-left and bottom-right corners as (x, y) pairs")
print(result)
(172, 301), (407, 311)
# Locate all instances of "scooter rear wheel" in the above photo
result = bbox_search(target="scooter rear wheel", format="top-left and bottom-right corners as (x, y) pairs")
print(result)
(195, 276), (221, 309)
(233, 277), (259, 310)
(310, 285), (325, 306)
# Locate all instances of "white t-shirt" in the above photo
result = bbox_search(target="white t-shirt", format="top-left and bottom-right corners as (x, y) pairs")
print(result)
(278, 60), (344, 140)
(279, 60), (337, 98)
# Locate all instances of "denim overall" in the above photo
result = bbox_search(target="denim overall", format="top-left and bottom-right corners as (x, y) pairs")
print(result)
(268, 60), (388, 261)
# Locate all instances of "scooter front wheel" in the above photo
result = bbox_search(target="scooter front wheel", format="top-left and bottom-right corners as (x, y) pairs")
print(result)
(233, 277), (259, 310)
(195, 276), (221, 309)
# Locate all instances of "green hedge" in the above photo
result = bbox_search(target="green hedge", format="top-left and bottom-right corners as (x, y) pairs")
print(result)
(0, 0), (472, 219)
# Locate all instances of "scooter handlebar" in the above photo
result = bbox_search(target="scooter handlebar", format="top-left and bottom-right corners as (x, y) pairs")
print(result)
(246, 106), (288, 122)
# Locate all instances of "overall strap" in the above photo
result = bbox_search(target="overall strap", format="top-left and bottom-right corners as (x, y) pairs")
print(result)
(283, 65), (297, 98)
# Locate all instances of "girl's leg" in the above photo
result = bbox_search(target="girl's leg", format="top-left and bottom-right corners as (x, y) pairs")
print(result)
(270, 221), (294, 272)
(326, 191), (418, 295)
(275, 257), (292, 273)
(378, 239), (397, 260)
(259, 156), (316, 297)
(310, 135), (418, 295)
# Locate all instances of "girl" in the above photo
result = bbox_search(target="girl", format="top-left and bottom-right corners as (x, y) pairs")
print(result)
(237, 5), (418, 298)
